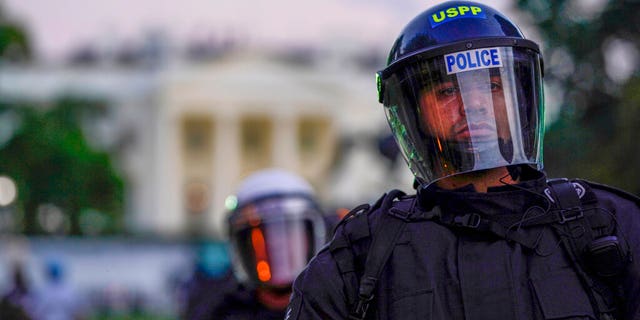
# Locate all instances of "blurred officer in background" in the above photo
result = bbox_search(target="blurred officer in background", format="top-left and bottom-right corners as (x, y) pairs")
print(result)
(32, 259), (87, 320)
(180, 241), (235, 320)
(0, 262), (33, 320)
(210, 168), (327, 319)
(287, 1), (640, 319)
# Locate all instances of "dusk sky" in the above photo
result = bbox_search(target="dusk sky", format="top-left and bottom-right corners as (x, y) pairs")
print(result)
(2, 0), (516, 61)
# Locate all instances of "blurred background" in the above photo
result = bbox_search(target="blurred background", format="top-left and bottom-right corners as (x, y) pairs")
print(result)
(0, 0), (638, 318)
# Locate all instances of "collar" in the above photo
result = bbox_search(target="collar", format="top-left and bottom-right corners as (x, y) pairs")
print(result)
(417, 169), (549, 217)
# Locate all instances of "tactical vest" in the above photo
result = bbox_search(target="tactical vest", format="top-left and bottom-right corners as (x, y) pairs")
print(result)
(329, 179), (634, 320)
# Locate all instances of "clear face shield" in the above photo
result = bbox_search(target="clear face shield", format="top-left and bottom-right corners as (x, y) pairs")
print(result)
(228, 197), (326, 288)
(380, 46), (544, 186)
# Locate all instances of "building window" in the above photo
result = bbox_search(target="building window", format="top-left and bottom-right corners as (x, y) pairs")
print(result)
(182, 117), (214, 157)
(241, 116), (273, 175)
(181, 116), (215, 223)
(297, 116), (331, 164)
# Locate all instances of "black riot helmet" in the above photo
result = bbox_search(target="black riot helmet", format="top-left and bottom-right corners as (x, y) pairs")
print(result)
(226, 169), (326, 292)
(377, 1), (545, 187)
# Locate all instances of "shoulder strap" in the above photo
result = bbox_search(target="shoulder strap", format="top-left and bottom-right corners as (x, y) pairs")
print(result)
(545, 178), (625, 320)
(328, 189), (414, 320)
(546, 178), (595, 250)
(349, 190), (413, 320)
(329, 204), (371, 309)
(328, 190), (400, 313)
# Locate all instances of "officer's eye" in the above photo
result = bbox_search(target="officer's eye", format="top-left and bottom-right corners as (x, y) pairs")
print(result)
(490, 81), (502, 92)
(437, 85), (459, 96)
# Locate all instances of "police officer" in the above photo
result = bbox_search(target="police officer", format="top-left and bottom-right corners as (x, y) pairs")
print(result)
(213, 168), (327, 319)
(286, 1), (640, 319)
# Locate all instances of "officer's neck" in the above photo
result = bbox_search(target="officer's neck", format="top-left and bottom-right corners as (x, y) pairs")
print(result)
(435, 167), (517, 193)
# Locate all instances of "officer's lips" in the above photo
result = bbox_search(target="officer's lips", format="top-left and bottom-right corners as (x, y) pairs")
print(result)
(454, 123), (495, 140)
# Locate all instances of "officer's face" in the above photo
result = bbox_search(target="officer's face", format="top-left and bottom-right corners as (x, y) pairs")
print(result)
(266, 220), (311, 286)
(419, 75), (508, 144)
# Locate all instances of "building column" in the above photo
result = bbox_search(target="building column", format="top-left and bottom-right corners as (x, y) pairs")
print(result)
(272, 108), (299, 171)
(153, 98), (186, 236)
(210, 111), (241, 238)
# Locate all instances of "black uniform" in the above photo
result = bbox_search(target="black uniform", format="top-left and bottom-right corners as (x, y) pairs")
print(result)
(287, 172), (640, 319)
(210, 289), (285, 320)
(182, 269), (286, 320)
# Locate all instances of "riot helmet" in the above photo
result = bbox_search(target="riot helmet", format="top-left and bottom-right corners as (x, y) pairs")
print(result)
(377, 1), (545, 187)
(226, 169), (326, 294)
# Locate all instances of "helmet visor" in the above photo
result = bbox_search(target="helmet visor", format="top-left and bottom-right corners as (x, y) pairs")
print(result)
(381, 46), (544, 186)
(229, 197), (323, 287)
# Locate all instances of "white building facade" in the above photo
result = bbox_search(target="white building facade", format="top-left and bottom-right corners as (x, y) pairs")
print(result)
(0, 49), (413, 238)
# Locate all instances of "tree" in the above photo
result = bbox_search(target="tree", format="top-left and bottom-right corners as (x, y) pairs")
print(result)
(516, 0), (640, 194)
(0, 3), (32, 62)
(0, 97), (124, 235)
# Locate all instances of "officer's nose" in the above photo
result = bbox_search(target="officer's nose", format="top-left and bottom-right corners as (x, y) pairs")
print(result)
(463, 88), (490, 116)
